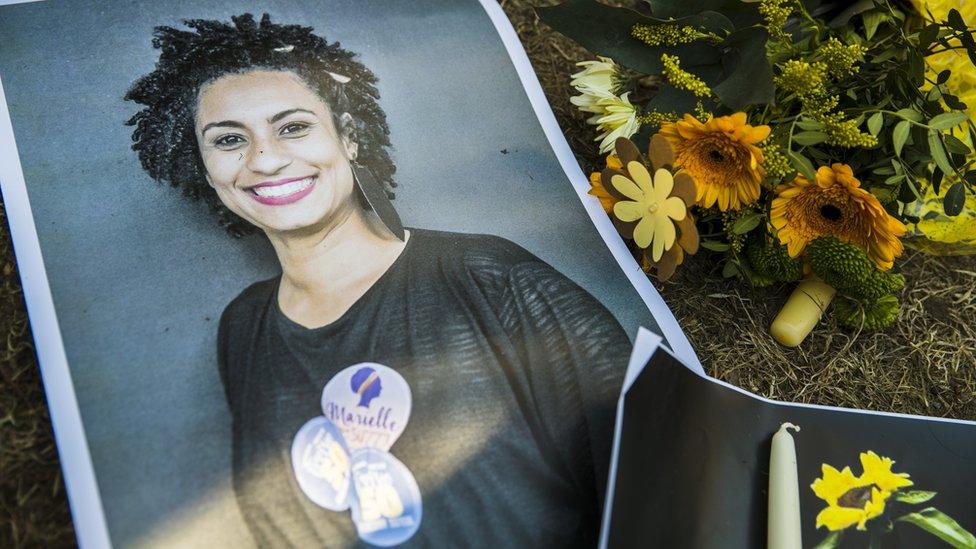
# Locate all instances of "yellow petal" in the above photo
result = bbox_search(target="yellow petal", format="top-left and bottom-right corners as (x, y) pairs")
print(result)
(662, 196), (687, 221)
(628, 161), (654, 196)
(653, 168), (674, 202)
(611, 174), (643, 201)
(633, 215), (655, 249)
(653, 215), (676, 261)
(816, 506), (865, 532)
(613, 200), (645, 222)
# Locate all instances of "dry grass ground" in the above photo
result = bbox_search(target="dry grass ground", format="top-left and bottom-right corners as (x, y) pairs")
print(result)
(1, 1), (973, 546)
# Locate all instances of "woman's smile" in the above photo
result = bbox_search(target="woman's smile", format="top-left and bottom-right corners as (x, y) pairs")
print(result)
(247, 175), (317, 205)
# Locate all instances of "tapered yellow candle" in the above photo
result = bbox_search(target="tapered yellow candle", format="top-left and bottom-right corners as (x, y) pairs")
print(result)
(768, 423), (802, 549)
(770, 278), (836, 347)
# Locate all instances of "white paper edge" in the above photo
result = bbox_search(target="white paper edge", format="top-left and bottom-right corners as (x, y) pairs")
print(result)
(0, 2), (701, 547)
(598, 329), (976, 549)
(476, 0), (703, 374)
(0, 78), (112, 547)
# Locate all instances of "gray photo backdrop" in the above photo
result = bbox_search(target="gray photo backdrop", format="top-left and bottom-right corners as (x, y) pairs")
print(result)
(0, 0), (662, 546)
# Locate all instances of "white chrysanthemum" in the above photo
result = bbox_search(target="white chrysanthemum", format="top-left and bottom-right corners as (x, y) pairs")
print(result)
(593, 92), (640, 153)
(570, 56), (620, 114)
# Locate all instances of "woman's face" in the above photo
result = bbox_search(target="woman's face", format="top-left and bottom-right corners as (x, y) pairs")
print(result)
(195, 70), (357, 235)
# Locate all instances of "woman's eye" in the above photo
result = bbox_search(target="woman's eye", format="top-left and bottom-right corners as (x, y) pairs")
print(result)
(280, 122), (311, 136)
(214, 134), (246, 149)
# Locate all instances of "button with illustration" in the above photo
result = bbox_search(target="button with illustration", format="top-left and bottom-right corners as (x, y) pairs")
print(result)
(348, 447), (423, 547)
(321, 362), (412, 452)
(290, 416), (353, 511)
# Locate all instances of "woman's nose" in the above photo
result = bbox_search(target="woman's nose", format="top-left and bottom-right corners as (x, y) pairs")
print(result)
(246, 139), (292, 175)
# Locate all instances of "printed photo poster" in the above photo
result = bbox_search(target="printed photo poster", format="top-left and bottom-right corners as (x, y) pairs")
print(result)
(603, 334), (976, 549)
(0, 0), (699, 547)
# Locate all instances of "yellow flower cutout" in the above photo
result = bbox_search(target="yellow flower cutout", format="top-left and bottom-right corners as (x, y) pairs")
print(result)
(811, 451), (912, 532)
(859, 450), (913, 493)
(611, 162), (688, 262)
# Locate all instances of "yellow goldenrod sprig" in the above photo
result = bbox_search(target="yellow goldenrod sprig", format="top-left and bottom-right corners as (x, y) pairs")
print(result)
(760, 143), (793, 181)
(815, 38), (867, 76)
(759, 0), (796, 41)
(661, 54), (712, 98)
(631, 23), (717, 47)
(636, 109), (679, 127)
(774, 59), (877, 147)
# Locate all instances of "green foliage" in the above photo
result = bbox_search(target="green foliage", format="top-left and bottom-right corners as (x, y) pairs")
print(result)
(541, 0), (976, 218)
(537, 0), (773, 111)
(807, 237), (874, 288)
(897, 507), (976, 549)
(834, 295), (900, 330)
(807, 237), (905, 301)
(744, 235), (804, 284)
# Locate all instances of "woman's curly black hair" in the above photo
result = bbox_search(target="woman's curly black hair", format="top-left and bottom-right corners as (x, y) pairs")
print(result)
(125, 13), (396, 236)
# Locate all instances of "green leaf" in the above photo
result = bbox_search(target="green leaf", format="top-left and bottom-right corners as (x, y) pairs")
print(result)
(863, 10), (887, 40)
(700, 240), (730, 252)
(948, 9), (968, 32)
(918, 23), (941, 49)
(929, 130), (956, 175)
(712, 27), (775, 109)
(937, 69), (952, 85)
(885, 174), (907, 186)
(812, 531), (843, 549)
(722, 260), (739, 278)
(944, 182), (967, 216)
(643, 0), (761, 27)
(944, 134), (972, 155)
(731, 212), (762, 234)
(536, 1), (730, 75)
(896, 109), (924, 122)
(929, 112), (970, 130)
(793, 131), (829, 146)
(947, 11), (976, 67)
(867, 112), (884, 136)
(796, 119), (824, 131)
(827, 0), (873, 28)
(897, 507), (976, 549)
(789, 150), (816, 179)
(893, 121), (911, 157)
(646, 84), (700, 120)
(895, 490), (938, 505)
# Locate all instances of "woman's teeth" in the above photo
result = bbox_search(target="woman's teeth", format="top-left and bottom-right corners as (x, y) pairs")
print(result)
(252, 177), (314, 198)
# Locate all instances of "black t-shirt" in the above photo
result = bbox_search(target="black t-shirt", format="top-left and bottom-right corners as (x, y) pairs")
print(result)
(217, 228), (631, 548)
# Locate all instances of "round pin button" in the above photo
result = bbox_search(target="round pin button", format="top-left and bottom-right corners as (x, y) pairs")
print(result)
(321, 362), (412, 452)
(291, 416), (353, 511)
(348, 447), (423, 547)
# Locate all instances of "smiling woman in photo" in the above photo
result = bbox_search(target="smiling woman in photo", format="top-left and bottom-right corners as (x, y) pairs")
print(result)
(125, 13), (631, 547)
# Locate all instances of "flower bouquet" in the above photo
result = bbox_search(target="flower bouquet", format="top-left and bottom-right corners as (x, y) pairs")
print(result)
(538, 0), (976, 343)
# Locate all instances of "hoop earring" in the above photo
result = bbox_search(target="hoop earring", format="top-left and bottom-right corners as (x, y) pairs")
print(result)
(350, 161), (405, 241)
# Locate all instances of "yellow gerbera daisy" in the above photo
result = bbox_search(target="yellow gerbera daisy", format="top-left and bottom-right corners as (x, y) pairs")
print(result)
(770, 163), (907, 270)
(659, 112), (770, 211)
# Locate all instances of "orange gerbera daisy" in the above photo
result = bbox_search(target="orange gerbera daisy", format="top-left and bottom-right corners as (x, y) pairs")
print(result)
(659, 112), (770, 211)
(771, 163), (907, 270)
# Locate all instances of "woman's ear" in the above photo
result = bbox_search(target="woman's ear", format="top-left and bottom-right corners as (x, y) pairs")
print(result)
(338, 112), (359, 161)
(205, 173), (215, 189)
